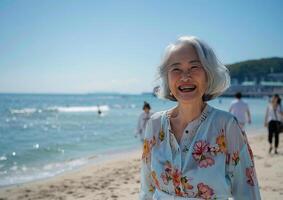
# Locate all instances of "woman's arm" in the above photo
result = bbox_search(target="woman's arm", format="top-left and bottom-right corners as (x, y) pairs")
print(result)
(225, 118), (261, 200)
(264, 106), (269, 127)
(140, 119), (155, 200)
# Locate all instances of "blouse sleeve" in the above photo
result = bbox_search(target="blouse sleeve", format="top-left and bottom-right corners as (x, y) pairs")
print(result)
(225, 117), (261, 200)
(139, 118), (155, 200)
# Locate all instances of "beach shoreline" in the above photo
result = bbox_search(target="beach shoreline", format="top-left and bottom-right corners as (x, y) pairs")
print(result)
(1, 130), (283, 200)
(0, 147), (141, 188)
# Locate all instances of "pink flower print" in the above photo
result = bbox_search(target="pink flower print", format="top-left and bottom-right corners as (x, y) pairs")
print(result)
(192, 140), (209, 160)
(161, 172), (170, 185)
(199, 157), (215, 168)
(160, 161), (174, 185)
(246, 166), (255, 186)
(193, 140), (215, 168)
(196, 183), (214, 199)
(172, 168), (182, 187)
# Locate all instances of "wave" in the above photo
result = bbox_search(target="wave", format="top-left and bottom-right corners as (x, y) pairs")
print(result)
(10, 108), (38, 114)
(51, 105), (109, 113)
(10, 105), (110, 114)
(0, 157), (89, 187)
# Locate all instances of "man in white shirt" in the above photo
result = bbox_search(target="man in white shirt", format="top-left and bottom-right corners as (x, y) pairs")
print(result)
(229, 92), (251, 130)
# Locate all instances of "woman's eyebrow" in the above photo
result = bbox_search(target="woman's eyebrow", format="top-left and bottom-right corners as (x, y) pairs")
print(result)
(189, 60), (201, 64)
(168, 60), (201, 67)
(168, 62), (181, 67)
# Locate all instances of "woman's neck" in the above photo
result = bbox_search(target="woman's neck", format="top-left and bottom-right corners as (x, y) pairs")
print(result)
(171, 101), (206, 125)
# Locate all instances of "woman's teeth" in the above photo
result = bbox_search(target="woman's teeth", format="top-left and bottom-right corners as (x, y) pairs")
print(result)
(178, 85), (196, 92)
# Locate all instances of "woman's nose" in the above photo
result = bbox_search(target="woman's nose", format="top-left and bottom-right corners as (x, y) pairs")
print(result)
(180, 70), (191, 81)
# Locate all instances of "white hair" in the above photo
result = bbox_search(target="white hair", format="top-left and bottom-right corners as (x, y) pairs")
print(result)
(157, 36), (230, 101)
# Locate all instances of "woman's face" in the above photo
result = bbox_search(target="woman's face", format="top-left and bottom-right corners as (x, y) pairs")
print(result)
(167, 44), (207, 104)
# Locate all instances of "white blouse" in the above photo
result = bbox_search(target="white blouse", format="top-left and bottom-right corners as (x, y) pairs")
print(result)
(265, 104), (282, 123)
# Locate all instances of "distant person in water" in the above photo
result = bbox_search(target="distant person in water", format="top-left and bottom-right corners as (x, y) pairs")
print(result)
(97, 105), (102, 115)
(264, 94), (283, 154)
(229, 92), (251, 130)
(136, 102), (153, 142)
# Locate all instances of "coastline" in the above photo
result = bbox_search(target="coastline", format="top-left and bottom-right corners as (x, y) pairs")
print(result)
(0, 149), (142, 200)
(1, 129), (283, 200)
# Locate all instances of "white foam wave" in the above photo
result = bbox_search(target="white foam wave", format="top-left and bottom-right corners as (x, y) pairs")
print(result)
(0, 158), (88, 187)
(10, 108), (37, 114)
(52, 105), (110, 113)
(10, 105), (110, 115)
(112, 104), (136, 109)
(0, 156), (7, 161)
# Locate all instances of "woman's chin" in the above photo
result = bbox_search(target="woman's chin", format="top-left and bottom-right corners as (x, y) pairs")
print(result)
(175, 92), (202, 104)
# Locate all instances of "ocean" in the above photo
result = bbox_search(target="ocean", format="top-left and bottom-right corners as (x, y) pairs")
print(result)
(0, 93), (269, 187)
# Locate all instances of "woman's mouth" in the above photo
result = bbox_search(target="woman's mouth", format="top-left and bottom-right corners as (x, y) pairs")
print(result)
(178, 85), (196, 92)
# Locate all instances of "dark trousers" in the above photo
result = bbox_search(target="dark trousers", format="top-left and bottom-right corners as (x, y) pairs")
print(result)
(268, 120), (280, 148)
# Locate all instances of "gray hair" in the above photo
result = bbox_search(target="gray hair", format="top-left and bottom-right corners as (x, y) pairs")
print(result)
(157, 36), (230, 101)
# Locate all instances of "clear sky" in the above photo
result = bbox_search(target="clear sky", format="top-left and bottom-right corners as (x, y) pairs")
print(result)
(0, 0), (282, 94)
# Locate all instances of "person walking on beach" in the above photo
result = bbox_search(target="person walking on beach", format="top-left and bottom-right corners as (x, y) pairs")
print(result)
(136, 102), (153, 142)
(140, 36), (260, 199)
(264, 94), (283, 154)
(229, 92), (251, 130)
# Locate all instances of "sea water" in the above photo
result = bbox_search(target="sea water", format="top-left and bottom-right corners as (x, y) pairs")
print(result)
(0, 93), (269, 187)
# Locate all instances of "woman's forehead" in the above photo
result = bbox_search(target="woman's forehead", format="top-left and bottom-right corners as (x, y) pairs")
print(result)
(167, 44), (200, 65)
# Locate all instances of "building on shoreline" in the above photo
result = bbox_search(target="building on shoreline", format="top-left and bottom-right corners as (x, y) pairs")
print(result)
(224, 73), (283, 97)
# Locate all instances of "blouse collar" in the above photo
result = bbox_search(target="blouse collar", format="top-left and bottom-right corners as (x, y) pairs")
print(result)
(165, 103), (212, 133)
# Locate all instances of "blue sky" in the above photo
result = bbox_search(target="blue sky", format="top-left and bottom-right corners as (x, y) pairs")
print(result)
(0, 0), (282, 94)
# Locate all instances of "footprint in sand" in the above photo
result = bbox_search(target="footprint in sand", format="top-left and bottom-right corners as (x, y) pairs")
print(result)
(66, 190), (74, 194)
(253, 155), (263, 159)
(111, 194), (119, 199)
(264, 162), (272, 167)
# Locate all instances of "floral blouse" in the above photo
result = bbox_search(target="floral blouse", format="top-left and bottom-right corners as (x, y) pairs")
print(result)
(140, 104), (261, 200)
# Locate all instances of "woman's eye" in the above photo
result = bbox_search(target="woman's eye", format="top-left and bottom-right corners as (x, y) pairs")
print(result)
(172, 68), (181, 72)
(190, 66), (202, 72)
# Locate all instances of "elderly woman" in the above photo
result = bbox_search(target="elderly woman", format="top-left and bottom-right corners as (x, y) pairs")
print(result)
(140, 36), (261, 200)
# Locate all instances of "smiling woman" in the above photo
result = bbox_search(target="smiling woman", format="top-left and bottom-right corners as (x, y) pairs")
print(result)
(167, 44), (207, 105)
(158, 36), (230, 102)
(139, 36), (261, 200)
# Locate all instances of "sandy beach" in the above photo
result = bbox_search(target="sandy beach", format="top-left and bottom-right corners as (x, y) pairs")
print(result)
(0, 130), (283, 200)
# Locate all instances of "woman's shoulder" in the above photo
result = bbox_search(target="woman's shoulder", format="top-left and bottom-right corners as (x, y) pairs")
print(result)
(144, 111), (166, 138)
(149, 110), (166, 124)
(151, 107), (177, 118)
(209, 105), (235, 122)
